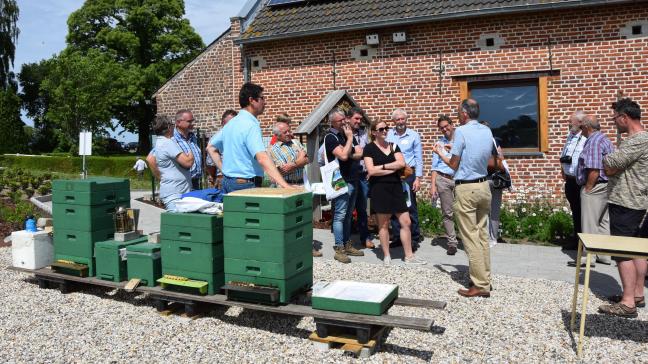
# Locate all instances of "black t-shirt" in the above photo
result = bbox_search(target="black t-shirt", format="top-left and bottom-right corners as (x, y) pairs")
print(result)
(362, 142), (402, 184)
(324, 130), (359, 182)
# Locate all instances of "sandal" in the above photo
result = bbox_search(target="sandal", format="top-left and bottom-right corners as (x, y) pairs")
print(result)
(607, 295), (645, 308)
(598, 302), (638, 318)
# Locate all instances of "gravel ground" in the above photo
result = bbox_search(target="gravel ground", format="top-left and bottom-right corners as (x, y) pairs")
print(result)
(0, 247), (646, 363)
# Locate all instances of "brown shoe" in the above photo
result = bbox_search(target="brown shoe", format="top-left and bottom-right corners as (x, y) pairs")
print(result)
(344, 241), (364, 256)
(447, 246), (457, 255)
(334, 247), (351, 263)
(598, 302), (638, 318)
(312, 249), (323, 257)
(458, 287), (490, 298)
(607, 295), (645, 308)
(365, 241), (375, 249)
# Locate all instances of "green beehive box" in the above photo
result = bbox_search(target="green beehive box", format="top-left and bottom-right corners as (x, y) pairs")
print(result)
(311, 280), (399, 316)
(223, 188), (312, 214)
(224, 268), (312, 304)
(54, 253), (95, 276)
(224, 226), (312, 262)
(161, 268), (224, 295)
(160, 224), (223, 244)
(52, 177), (130, 193)
(161, 240), (224, 273)
(224, 254), (312, 280)
(126, 243), (161, 287)
(52, 189), (130, 206)
(223, 209), (311, 231)
(53, 203), (126, 231)
(95, 237), (148, 282)
(53, 228), (115, 258)
(161, 212), (223, 230)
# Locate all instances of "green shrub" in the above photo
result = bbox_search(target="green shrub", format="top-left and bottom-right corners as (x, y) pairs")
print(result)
(0, 199), (38, 226)
(418, 200), (445, 237)
(500, 202), (573, 244)
(0, 154), (150, 178)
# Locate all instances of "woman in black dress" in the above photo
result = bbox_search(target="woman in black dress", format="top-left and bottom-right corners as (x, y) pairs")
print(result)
(363, 120), (426, 265)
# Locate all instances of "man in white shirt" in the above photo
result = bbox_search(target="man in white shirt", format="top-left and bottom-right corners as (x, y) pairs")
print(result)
(560, 111), (587, 250)
(132, 157), (147, 179)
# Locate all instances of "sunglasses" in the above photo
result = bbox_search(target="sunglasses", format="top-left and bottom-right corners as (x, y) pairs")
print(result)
(376, 126), (390, 133)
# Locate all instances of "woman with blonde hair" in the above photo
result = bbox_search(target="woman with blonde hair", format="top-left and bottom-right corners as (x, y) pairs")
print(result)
(362, 119), (426, 265)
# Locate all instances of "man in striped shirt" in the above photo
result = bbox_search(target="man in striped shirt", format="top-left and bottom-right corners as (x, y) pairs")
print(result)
(173, 109), (202, 190)
(268, 120), (308, 184)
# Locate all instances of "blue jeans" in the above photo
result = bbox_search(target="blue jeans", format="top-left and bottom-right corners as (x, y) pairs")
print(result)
(391, 174), (420, 240)
(356, 176), (370, 242)
(343, 180), (359, 244)
(222, 176), (255, 194)
(332, 190), (350, 247)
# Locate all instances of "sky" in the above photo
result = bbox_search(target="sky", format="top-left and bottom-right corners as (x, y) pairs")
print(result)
(14, 0), (244, 142)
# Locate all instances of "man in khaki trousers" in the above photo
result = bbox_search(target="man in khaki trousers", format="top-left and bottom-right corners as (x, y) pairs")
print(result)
(432, 99), (499, 298)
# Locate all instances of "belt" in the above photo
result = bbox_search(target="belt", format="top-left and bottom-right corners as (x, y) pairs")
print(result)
(595, 180), (608, 186)
(226, 175), (263, 186)
(455, 177), (487, 185)
(435, 171), (453, 180)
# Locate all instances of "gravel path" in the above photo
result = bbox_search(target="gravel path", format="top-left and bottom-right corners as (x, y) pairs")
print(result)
(0, 247), (646, 362)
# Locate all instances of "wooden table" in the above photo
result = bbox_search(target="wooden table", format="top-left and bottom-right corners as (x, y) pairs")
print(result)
(570, 233), (648, 357)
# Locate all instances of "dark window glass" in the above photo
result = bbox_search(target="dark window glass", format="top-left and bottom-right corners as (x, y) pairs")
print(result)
(469, 82), (539, 149)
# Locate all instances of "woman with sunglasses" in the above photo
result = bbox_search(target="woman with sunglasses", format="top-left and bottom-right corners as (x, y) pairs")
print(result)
(362, 120), (427, 265)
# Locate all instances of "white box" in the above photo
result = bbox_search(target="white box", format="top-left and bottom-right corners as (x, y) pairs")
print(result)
(11, 230), (53, 269)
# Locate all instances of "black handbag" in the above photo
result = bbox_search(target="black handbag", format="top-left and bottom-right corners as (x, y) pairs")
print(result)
(491, 170), (511, 189)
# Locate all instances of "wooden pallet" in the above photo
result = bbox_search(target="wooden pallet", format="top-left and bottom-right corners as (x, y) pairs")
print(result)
(309, 326), (387, 358)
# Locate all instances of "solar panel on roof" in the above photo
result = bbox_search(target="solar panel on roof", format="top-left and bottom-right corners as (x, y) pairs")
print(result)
(267, 0), (306, 7)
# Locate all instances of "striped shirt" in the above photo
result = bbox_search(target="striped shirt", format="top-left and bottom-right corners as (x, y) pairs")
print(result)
(173, 128), (202, 179)
(576, 131), (614, 186)
(269, 139), (306, 183)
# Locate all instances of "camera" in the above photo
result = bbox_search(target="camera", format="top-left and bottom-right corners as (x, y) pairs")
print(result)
(560, 156), (572, 164)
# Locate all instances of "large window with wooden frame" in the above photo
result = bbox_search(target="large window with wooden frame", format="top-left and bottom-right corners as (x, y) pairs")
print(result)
(458, 74), (550, 153)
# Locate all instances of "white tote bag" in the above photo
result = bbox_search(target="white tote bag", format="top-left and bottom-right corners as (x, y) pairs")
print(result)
(319, 134), (348, 200)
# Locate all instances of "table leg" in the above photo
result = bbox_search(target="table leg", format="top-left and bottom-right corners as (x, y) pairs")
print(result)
(570, 238), (584, 329)
(577, 252), (592, 358)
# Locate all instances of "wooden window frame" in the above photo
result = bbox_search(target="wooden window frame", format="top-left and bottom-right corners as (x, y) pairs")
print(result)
(457, 75), (550, 153)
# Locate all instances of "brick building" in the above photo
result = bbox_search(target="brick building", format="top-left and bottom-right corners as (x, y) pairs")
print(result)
(153, 0), (648, 201)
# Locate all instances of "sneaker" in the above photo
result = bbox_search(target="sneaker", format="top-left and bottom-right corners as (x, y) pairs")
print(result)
(404, 256), (427, 265)
(334, 247), (351, 263)
(489, 240), (497, 248)
(383, 256), (391, 266)
(344, 241), (365, 256)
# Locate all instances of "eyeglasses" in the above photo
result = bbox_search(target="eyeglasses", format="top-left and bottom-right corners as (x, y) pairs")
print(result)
(185, 118), (195, 123)
(612, 114), (624, 121)
(376, 127), (390, 132)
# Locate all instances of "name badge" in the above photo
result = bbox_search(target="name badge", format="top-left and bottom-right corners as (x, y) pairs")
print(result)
(401, 140), (410, 145)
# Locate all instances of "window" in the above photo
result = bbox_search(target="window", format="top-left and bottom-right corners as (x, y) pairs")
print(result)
(469, 80), (539, 150)
(457, 72), (551, 153)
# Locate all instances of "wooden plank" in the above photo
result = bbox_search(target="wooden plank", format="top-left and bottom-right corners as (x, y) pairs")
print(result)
(458, 80), (468, 100)
(11, 267), (437, 332)
(539, 76), (549, 153)
(124, 278), (141, 292)
(394, 297), (446, 310)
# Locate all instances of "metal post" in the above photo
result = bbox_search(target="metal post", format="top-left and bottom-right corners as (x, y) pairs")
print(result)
(150, 132), (156, 202)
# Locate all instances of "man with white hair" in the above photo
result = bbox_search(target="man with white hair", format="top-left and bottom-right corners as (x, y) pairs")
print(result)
(387, 108), (424, 247)
(268, 119), (309, 185)
(560, 111), (588, 250)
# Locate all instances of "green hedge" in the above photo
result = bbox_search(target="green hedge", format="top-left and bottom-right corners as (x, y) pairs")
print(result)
(0, 154), (150, 178)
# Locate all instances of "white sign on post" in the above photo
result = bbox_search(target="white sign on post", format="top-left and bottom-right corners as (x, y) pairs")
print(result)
(79, 131), (92, 156)
(79, 131), (92, 179)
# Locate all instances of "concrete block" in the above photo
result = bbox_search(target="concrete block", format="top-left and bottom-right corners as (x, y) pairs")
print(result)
(114, 231), (141, 242)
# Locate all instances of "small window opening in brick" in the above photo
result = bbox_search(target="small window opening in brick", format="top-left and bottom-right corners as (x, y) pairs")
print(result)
(632, 25), (642, 35)
(360, 49), (369, 57)
(486, 38), (495, 47)
(252, 60), (260, 67)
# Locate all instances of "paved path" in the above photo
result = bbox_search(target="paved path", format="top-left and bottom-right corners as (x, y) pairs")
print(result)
(40, 190), (634, 296)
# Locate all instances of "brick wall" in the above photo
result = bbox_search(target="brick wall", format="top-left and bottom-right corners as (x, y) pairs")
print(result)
(155, 4), (648, 202)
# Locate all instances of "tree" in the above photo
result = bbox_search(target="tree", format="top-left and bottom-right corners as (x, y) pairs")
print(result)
(65, 0), (204, 152)
(18, 60), (60, 152)
(0, 87), (28, 153)
(41, 49), (134, 147)
(0, 0), (19, 90)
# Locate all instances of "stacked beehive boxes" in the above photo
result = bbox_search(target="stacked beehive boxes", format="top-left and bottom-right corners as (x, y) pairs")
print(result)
(223, 188), (313, 303)
(95, 236), (148, 282)
(52, 178), (130, 276)
(159, 212), (224, 294)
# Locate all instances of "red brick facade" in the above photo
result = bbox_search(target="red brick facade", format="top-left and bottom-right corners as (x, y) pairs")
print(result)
(154, 4), (648, 201)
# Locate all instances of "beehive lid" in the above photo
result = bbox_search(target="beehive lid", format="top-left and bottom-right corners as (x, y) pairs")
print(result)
(312, 280), (397, 303)
(227, 187), (307, 198)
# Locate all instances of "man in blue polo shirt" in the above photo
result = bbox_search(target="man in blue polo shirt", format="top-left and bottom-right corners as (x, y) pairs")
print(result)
(386, 108), (424, 247)
(210, 82), (291, 193)
(433, 99), (499, 298)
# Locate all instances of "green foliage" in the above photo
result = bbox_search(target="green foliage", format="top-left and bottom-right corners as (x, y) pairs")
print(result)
(0, 0), (19, 90)
(65, 0), (205, 152)
(500, 202), (573, 244)
(0, 88), (28, 153)
(0, 199), (37, 225)
(418, 200), (446, 237)
(0, 154), (151, 179)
